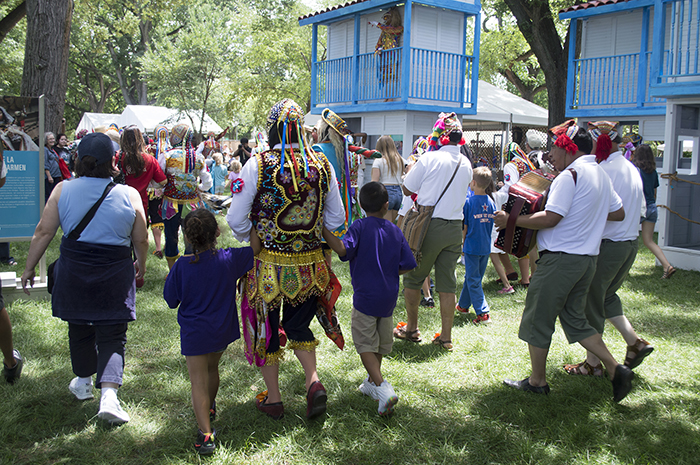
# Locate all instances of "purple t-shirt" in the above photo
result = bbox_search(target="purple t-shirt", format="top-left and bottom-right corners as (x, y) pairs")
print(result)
(340, 216), (417, 318)
(463, 194), (496, 256)
(164, 247), (254, 356)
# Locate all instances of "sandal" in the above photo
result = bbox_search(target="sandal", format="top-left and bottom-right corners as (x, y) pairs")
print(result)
(661, 266), (676, 279)
(431, 333), (453, 351)
(393, 322), (421, 342)
(152, 250), (163, 259)
(563, 360), (604, 377)
(624, 338), (654, 369)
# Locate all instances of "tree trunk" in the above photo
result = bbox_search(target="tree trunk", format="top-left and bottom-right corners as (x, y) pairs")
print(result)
(502, 0), (568, 127)
(20, 0), (73, 135)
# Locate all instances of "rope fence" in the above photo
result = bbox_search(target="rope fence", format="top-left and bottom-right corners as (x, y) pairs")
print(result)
(658, 171), (700, 226)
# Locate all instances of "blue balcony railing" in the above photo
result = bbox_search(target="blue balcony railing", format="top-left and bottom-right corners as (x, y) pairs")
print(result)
(313, 47), (475, 107)
(659, 0), (700, 83)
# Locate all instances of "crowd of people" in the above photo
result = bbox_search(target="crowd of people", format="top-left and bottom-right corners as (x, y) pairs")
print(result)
(1, 101), (672, 456)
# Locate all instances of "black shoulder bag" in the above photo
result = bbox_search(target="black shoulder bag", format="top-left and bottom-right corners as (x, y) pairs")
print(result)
(47, 182), (116, 293)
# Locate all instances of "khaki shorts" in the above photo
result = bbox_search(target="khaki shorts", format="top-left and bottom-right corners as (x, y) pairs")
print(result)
(403, 218), (462, 293)
(518, 252), (598, 349)
(351, 308), (394, 355)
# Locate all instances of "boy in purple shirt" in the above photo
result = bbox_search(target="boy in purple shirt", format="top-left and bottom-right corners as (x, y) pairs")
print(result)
(324, 182), (416, 415)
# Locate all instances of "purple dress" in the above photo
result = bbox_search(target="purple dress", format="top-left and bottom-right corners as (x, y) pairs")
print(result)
(164, 247), (254, 356)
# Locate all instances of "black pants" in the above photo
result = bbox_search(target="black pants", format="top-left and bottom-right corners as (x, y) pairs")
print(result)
(68, 322), (128, 388)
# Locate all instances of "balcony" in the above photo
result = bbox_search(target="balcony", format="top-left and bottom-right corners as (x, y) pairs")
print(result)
(312, 47), (477, 113)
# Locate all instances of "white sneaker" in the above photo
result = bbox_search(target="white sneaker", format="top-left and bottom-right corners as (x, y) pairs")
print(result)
(69, 377), (94, 400)
(98, 390), (130, 425)
(376, 380), (399, 416)
(358, 376), (379, 400)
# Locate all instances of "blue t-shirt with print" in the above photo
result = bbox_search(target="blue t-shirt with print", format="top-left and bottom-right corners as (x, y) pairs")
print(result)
(462, 194), (496, 256)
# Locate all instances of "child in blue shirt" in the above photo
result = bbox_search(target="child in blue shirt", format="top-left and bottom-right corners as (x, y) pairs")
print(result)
(323, 182), (416, 416)
(456, 167), (496, 324)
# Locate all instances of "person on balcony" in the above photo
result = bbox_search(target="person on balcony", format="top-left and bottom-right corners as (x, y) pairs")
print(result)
(370, 7), (403, 96)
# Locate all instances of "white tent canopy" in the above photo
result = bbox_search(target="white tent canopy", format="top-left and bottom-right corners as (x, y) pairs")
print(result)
(462, 80), (549, 130)
(75, 112), (121, 133)
(76, 105), (224, 136)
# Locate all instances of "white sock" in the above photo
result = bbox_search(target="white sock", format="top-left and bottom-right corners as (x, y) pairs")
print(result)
(101, 387), (118, 403)
(79, 376), (92, 385)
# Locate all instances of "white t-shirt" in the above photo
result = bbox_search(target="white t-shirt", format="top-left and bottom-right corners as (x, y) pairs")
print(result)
(537, 155), (623, 256)
(372, 156), (404, 185)
(599, 151), (645, 241)
(402, 145), (472, 221)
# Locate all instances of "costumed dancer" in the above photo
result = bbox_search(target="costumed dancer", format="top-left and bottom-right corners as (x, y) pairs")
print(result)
(226, 99), (345, 420)
(620, 132), (643, 161)
(369, 7), (403, 97)
(148, 125), (170, 259)
(161, 123), (213, 270)
(497, 142), (539, 287)
(313, 108), (366, 240)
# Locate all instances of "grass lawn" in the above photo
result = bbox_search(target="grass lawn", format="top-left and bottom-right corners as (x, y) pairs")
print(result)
(1, 216), (699, 464)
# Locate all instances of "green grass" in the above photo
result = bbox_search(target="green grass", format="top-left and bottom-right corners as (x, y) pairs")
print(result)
(1, 218), (699, 464)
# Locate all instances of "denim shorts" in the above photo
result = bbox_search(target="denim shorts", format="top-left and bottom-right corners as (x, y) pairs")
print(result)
(641, 203), (658, 224)
(385, 184), (402, 210)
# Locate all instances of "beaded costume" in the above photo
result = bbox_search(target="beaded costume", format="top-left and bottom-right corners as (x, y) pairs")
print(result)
(239, 99), (343, 367)
(161, 124), (207, 220)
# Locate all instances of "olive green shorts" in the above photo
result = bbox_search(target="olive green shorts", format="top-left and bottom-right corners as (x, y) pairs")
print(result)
(518, 252), (599, 349)
(402, 218), (462, 293)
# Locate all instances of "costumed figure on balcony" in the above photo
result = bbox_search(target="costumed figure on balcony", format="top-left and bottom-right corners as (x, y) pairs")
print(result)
(369, 7), (403, 96)
(161, 123), (213, 269)
(226, 99), (346, 420)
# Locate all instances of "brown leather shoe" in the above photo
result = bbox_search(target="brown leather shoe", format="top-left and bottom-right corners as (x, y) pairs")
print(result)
(255, 391), (284, 420)
(306, 381), (327, 419)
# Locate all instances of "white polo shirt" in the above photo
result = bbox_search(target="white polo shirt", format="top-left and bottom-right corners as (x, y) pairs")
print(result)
(402, 145), (472, 221)
(599, 151), (645, 241)
(538, 155), (623, 256)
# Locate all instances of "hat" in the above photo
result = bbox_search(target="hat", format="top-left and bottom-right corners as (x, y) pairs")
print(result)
(169, 123), (192, 148)
(526, 129), (543, 149)
(505, 142), (528, 161)
(429, 112), (464, 149)
(621, 133), (643, 147)
(267, 99), (305, 132)
(321, 108), (351, 136)
(587, 121), (619, 141)
(549, 119), (579, 142)
(77, 133), (115, 165)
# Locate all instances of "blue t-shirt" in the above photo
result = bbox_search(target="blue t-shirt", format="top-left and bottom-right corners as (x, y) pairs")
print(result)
(164, 247), (254, 356)
(639, 168), (659, 207)
(462, 194), (496, 256)
(340, 216), (416, 318)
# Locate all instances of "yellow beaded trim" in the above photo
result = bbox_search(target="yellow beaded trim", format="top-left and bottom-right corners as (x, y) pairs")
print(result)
(264, 348), (285, 366)
(287, 339), (320, 352)
(150, 222), (164, 230)
(258, 248), (325, 266)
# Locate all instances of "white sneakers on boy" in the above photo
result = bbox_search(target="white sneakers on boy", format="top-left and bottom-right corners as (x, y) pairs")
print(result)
(376, 380), (399, 416)
(69, 377), (94, 400)
(358, 376), (379, 400)
(97, 388), (130, 425)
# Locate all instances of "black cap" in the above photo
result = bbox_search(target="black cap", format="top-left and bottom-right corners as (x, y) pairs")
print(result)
(78, 133), (115, 165)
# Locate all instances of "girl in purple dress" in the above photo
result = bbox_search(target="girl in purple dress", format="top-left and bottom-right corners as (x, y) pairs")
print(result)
(164, 209), (254, 455)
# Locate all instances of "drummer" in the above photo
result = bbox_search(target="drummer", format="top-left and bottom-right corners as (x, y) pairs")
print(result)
(494, 120), (635, 402)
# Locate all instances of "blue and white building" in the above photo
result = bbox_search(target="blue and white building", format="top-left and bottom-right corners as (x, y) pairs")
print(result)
(560, 0), (700, 271)
(298, 0), (482, 157)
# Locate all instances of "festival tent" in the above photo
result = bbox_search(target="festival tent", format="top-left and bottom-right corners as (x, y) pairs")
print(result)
(116, 105), (224, 134)
(461, 80), (549, 131)
(75, 112), (121, 133)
